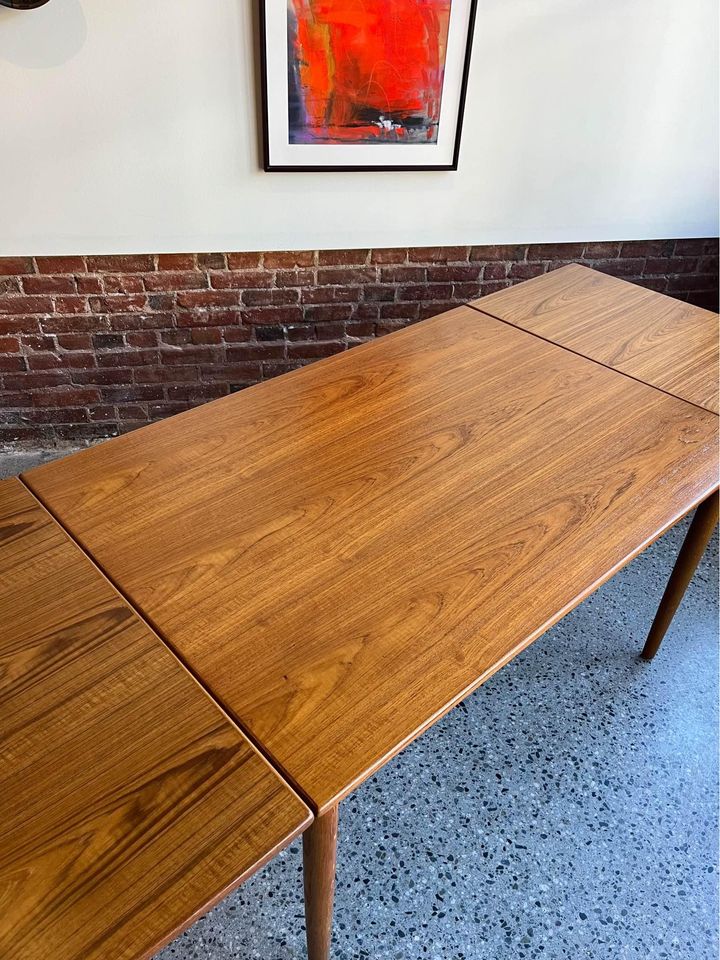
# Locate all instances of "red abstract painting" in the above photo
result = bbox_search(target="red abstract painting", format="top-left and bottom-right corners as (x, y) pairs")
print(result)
(288, 0), (453, 144)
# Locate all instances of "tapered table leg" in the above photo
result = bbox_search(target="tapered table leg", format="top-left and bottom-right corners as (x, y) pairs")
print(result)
(641, 494), (719, 661)
(303, 804), (339, 960)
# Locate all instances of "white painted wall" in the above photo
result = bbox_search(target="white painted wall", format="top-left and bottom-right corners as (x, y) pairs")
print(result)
(0, 0), (717, 255)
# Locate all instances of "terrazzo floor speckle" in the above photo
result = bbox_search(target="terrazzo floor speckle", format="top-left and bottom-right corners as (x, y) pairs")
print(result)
(4, 448), (718, 960)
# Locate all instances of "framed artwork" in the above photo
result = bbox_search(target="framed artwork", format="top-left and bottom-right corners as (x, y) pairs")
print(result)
(260, 0), (478, 172)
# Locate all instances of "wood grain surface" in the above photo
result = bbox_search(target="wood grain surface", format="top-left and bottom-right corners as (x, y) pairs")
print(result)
(472, 263), (719, 413)
(0, 478), (311, 960)
(25, 305), (720, 813)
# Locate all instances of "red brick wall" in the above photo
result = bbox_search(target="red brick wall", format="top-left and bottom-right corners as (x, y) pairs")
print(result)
(1, 239), (717, 445)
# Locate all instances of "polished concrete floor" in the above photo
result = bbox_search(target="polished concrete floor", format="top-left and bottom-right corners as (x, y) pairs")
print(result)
(4, 448), (718, 960)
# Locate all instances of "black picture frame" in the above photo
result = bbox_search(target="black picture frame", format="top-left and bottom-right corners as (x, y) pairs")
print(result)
(260, 0), (478, 173)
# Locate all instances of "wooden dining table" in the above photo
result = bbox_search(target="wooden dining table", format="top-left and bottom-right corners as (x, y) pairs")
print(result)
(3, 265), (718, 959)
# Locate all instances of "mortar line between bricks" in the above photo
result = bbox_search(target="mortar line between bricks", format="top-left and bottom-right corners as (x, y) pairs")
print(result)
(466, 301), (719, 417)
(17, 472), (320, 817)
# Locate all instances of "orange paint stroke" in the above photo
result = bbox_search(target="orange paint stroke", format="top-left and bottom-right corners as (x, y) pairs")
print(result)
(288, 0), (452, 144)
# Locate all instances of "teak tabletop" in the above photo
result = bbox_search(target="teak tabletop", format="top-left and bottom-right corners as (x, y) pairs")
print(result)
(24, 300), (719, 816)
(0, 478), (311, 960)
(473, 263), (719, 413)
